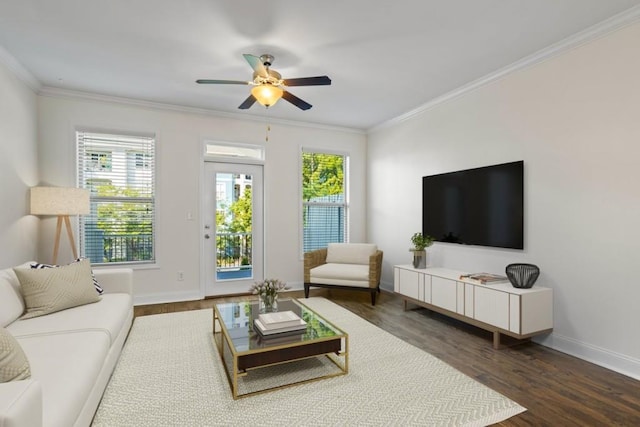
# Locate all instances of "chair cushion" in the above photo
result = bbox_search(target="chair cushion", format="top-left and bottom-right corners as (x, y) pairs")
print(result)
(310, 263), (370, 288)
(325, 243), (377, 265)
(14, 259), (100, 320)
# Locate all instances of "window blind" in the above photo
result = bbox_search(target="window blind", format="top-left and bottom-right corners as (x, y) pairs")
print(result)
(77, 131), (156, 265)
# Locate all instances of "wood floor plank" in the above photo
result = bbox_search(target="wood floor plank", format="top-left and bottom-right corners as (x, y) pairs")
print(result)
(134, 289), (640, 426)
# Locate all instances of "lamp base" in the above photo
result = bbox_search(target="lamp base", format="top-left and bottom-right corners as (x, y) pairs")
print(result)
(53, 215), (78, 265)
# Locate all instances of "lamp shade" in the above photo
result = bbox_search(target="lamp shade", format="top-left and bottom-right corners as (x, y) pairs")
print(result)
(30, 187), (90, 215)
(251, 84), (283, 107)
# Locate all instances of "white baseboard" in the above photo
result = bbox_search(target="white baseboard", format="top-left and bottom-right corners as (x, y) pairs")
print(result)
(535, 333), (640, 381)
(380, 280), (394, 292)
(133, 284), (306, 307)
(284, 281), (304, 291)
(134, 290), (202, 307)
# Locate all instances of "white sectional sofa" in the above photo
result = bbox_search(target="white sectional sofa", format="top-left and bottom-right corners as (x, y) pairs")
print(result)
(0, 262), (133, 427)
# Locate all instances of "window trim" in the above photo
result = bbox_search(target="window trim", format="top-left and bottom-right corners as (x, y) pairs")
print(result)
(203, 140), (265, 164)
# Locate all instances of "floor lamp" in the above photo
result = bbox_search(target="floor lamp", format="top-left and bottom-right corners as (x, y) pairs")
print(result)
(30, 187), (90, 265)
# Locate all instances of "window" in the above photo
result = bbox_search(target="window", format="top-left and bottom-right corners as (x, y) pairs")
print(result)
(204, 141), (264, 161)
(77, 131), (156, 265)
(132, 152), (151, 169)
(301, 150), (348, 253)
(88, 151), (112, 171)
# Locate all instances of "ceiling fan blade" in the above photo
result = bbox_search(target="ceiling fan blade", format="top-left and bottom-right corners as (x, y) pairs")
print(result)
(243, 54), (268, 77)
(282, 91), (312, 110)
(196, 79), (250, 85)
(282, 76), (332, 87)
(238, 94), (257, 110)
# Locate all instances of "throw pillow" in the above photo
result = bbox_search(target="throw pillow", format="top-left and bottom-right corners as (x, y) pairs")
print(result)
(31, 258), (104, 294)
(0, 328), (31, 382)
(15, 259), (101, 319)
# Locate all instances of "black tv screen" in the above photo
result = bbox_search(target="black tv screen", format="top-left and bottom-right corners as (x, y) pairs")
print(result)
(422, 161), (524, 249)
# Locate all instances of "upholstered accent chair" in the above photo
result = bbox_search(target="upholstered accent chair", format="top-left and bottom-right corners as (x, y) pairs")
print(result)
(304, 243), (383, 305)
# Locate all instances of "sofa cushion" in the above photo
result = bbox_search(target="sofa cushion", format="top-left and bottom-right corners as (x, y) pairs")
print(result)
(17, 330), (110, 427)
(7, 294), (132, 347)
(0, 380), (43, 426)
(14, 259), (100, 320)
(31, 258), (104, 294)
(325, 243), (377, 265)
(310, 263), (370, 288)
(0, 328), (30, 382)
(0, 266), (27, 327)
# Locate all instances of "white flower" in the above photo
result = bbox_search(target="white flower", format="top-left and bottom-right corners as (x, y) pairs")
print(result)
(249, 279), (288, 297)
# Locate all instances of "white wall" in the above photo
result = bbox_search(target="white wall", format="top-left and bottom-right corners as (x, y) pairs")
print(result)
(0, 60), (39, 267)
(367, 22), (640, 379)
(37, 95), (367, 304)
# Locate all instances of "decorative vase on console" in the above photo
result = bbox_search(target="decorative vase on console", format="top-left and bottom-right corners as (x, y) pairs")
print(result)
(505, 263), (540, 289)
(249, 279), (288, 313)
(409, 232), (434, 269)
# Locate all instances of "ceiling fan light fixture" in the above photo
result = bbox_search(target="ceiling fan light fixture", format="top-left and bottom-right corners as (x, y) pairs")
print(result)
(251, 84), (283, 107)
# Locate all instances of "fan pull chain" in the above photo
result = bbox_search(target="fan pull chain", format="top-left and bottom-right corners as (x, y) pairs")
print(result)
(264, 106), (271, 142)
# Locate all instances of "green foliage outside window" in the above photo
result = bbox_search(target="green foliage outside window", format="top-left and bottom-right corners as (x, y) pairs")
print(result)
(94, 184), (152, 235)
(302, 153), (344, 201)
(229, 187), (252, 233)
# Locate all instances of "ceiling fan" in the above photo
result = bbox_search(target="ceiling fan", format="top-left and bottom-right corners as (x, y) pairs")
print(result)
(196, 54), (331, 111)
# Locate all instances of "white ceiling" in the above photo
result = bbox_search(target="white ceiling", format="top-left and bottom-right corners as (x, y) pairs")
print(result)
(1, 0), (639, 130)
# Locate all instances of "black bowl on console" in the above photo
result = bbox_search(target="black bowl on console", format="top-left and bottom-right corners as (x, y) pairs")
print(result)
(505, 263), (540, 289)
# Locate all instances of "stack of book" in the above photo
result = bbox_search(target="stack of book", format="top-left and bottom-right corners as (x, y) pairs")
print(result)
(253, 310), (307, 337)
(459, 272), (508, 284)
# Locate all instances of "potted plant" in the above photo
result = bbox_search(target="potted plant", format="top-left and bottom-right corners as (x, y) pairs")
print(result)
(409, 232), (433, 269)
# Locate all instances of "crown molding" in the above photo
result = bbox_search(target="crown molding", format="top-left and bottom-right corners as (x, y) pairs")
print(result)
(368, 5), (640, 134)
(0, 45), (41, 92)
(38, 86), (365, 135)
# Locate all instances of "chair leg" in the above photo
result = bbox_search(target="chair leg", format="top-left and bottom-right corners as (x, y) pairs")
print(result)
(370, 289), (376, 306)
(304, 283), (310, 298)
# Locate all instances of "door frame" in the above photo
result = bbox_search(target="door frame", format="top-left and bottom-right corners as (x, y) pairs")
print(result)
(200, 158), (265, 298)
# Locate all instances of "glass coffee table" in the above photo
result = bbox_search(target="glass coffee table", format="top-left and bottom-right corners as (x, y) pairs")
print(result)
(213, 298), (348, 399)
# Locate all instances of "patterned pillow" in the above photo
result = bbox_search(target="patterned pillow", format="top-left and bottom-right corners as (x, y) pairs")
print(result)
(0, 328), (31, 382)
(15, 259), (101, 319)
(31, 258), (103, 294)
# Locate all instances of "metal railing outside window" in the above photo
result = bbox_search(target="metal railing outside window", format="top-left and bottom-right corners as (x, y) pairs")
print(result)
(216, 232), (252, 269)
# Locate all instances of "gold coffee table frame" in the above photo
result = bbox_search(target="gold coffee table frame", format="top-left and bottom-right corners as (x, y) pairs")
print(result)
(213, 298), (348, 399)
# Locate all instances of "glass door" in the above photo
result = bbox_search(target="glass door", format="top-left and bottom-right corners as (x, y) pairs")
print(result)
(203, 162), (263, 296)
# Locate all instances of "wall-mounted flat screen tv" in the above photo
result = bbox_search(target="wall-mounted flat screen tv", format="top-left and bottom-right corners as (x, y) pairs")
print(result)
(422, 160), (524, 250)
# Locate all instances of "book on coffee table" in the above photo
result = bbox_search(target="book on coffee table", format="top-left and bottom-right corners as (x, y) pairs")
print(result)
(258, 311), (304, 330)
(254, 318), (307, 337)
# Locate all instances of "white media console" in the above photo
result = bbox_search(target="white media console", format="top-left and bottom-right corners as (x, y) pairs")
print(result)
(394, 265), (553, 348)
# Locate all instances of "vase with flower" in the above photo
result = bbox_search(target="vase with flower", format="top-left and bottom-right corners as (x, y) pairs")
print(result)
(249, 279), (288, 313)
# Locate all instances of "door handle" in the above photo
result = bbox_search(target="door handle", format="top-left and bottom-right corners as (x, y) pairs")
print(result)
(204, 234), (211, 239)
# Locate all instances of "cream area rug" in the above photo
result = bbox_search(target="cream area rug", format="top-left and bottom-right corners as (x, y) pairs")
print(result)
(92, 297), (525, 426)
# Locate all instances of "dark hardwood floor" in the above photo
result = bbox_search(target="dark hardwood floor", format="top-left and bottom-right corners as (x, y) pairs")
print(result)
(134, 289), (640, 426)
